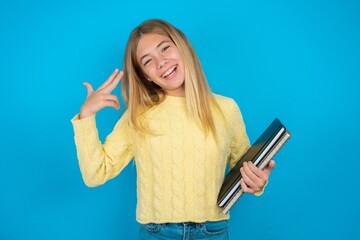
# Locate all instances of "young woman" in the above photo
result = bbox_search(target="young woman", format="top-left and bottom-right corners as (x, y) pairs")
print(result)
(72, 19), (275, 240)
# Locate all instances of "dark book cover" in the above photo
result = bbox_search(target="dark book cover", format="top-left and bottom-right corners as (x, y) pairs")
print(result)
(218, 118), (291, 214)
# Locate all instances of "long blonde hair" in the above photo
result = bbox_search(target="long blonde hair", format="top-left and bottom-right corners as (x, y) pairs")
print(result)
(122, 19), (223, 137)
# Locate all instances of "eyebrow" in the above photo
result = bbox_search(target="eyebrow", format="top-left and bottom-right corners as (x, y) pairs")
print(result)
(139, 40), (170, 63)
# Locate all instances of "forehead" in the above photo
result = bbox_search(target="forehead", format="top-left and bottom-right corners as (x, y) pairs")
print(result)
(136, 33), (172, 59)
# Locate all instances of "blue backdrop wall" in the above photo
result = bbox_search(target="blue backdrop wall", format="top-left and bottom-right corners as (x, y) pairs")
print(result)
(1, 0), (359, 239)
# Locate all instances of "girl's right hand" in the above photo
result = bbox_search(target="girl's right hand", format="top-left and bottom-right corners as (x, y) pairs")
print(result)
(79, 69), (124, 119)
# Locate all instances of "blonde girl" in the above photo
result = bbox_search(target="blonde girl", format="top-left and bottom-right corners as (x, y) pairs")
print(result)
(72, 19), (275, 240)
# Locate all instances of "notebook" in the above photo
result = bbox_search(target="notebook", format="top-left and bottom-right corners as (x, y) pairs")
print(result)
(217, 118), (291, 214)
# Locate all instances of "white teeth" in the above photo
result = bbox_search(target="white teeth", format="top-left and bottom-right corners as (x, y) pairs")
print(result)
(163, 66), (176, 78)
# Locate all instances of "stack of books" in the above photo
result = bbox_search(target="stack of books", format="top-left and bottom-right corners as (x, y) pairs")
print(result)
(217, 118), (291, 214)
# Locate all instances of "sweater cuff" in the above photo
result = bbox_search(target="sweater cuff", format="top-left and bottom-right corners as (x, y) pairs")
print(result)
(254, 180), (268, 196)
(71, 114), (97, 135)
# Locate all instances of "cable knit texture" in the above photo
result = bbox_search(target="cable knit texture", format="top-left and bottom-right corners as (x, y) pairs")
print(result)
(71, 94), (250, 224)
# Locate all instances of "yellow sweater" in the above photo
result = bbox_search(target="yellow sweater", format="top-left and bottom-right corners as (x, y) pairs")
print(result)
(71, 94), (250, 224)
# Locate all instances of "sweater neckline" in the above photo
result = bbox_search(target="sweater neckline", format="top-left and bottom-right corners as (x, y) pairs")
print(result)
(163, 95), (186, 105)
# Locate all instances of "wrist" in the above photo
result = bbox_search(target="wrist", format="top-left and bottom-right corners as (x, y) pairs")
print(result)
(79, 110), (94, 119)
(254, 180), (269, 196)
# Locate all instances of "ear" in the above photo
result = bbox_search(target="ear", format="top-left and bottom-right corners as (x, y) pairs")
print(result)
(143, 72), (151, 81)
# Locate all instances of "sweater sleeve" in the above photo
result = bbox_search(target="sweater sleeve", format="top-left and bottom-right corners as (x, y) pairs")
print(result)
(227, 100), (250, 169)
(71, 111), (134, 187)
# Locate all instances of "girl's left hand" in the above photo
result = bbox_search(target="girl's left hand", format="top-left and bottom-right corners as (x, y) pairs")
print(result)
(240, 160), (276, 194)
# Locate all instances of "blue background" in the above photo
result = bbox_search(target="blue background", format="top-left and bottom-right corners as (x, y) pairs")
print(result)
(1, 0), (359, 239)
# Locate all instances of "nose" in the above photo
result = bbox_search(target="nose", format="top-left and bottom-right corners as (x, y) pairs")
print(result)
(157, 59), (168, 69)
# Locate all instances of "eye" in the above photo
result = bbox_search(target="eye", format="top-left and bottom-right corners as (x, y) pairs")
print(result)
(162, 45), (170, 53)
(143, 59), (152, 66)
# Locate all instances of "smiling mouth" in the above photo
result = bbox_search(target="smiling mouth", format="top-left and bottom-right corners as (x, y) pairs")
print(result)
(162, 65), (177, 79)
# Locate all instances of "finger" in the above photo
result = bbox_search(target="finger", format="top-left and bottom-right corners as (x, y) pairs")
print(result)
(83, 82), (94, 97)
(98, 93), (120, 109)
(240, 165), (258, 192)
(99, 68), (120, 90)
(103, 70), (124, 92)
(104, 94), (120, 109)
(247, 161), (267, 179)
(241, 162), (265, 191)
(263, 160), (276, 175)
(103, 99), (120, 110)
(240, 178), (254, 194)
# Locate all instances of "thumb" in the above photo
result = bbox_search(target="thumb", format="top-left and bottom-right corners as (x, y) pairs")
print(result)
(263, 160), (276, 175)
(83, 82), (94, 97)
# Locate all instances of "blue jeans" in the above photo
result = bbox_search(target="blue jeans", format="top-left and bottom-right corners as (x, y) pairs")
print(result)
(139, 220), (229, 240)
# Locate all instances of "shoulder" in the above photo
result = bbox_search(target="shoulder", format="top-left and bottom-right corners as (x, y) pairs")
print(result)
(211, 93), (245, 125)
(212, 93), (239, 110)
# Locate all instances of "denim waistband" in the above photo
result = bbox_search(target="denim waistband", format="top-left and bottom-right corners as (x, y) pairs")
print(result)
(139, 220), (229, 239)
(164, 222), (204, 227)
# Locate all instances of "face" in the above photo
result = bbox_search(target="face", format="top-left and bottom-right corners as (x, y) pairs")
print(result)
(136, 33), (185, 97)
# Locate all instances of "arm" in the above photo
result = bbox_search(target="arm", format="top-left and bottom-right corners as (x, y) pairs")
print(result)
(227, 100), (275, 195)
(227, 100), (250, 169)
(71, 112), (134, 187)
(71, 69), (134, 187)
